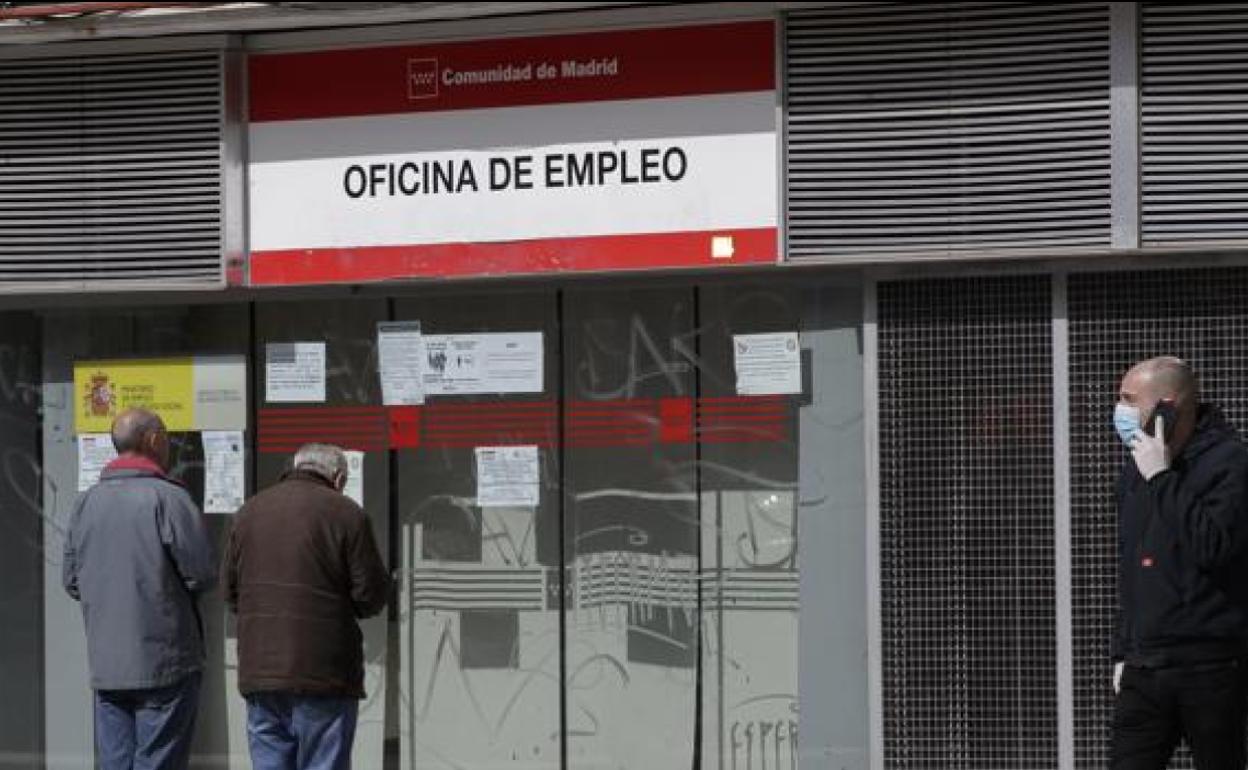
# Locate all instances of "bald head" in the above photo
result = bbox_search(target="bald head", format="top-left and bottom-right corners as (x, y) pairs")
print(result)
(111, 408), (170, 467)
(1125, 356), (1199, 407)
(1118, 356), (1201, 450)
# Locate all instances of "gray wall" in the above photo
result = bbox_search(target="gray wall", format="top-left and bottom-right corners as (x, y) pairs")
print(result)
(799, 283), (868, 770)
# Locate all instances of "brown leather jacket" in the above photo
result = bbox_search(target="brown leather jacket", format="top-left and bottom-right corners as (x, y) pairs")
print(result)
(224, 469), (390, 698)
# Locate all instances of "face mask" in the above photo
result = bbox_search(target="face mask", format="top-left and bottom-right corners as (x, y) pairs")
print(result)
(1113, 403), (1141, 447)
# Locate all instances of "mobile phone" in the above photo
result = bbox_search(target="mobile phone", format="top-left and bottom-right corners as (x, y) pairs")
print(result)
(1146, 400), (1178, 440)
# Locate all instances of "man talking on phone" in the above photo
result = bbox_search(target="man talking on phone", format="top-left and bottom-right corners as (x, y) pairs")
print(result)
(1111, 356), (1248, 770)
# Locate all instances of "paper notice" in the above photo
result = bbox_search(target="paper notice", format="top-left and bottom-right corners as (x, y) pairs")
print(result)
(77, 433), (118, 492)
(475, 445), (540, 508)
(377, 321), (425, 406)
(344, 450), (364, 508)
(203, 430), (245, 514)
(193, 355), (248, 430)
(734, 332), (802, 395)
(424, 332), (543, 396)
(265, 342), (326, 403)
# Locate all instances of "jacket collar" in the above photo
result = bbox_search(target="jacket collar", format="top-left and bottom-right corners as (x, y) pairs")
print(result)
(1178, 403), (1238, 463)
(103, 453), (166, 478)
(281, 467), (339, 491)
(100, 453), (185, 487)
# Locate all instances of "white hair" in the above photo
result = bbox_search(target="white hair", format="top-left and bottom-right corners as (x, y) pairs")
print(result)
(292, 443), (348, 483)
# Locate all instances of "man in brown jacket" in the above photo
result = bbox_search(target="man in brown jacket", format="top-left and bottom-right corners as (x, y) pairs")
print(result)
(224, 443), (390, 770)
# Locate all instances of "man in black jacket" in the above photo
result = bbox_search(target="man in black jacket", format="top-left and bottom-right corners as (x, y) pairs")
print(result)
(1111, 356), (1248, 770)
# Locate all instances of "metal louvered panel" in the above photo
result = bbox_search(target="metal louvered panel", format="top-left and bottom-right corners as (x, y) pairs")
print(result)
(1141, 4), (1248, 243)
(786, 3), (1112, 259)
(0, 48), (225, 289)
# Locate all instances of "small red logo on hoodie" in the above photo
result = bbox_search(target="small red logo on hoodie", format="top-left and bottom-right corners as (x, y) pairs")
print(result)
(1142, 556), (1155, 568)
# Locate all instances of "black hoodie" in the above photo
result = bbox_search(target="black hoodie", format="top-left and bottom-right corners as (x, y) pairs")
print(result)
(1116, 404), (1248, 666)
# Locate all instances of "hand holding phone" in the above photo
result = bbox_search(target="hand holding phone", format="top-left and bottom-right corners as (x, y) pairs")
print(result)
(1132, 402), (1174, 480)
(1147, 400), (1178, 442)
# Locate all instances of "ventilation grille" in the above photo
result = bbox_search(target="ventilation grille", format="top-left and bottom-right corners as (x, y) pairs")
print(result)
(878, 275), (1057, 769)
(0, 49), (224, 288)
(1068, 268), (1248, 769)
(786, 3), (1112, 259)
(1141, 3), (1248, 243)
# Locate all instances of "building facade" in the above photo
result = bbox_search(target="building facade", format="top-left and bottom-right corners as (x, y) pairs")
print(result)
(0, 2), (1242, 769)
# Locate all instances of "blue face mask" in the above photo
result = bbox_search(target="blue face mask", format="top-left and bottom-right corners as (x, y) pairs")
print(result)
(1113, 403), (1141, 447)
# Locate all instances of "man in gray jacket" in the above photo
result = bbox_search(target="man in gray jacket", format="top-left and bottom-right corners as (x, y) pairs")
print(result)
(63, 408), (217, 770)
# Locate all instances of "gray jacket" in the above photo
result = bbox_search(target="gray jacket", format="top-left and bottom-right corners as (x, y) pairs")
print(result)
(62, 465), (218, 690)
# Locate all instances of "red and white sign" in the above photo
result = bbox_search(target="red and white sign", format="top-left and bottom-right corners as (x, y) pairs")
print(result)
(247, 21), (777, 285)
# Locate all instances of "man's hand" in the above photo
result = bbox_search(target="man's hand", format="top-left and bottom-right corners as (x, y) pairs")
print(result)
(1113, 661), (1124, 694)
(1131, 416), (1170, 481)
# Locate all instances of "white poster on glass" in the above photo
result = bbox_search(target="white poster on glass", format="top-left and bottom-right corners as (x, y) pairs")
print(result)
(203, 430), (246, 514)
(265, 342), (327, 403)
(733, 332), (802, 395)
(77, 434), (118, 492)
(475, 445), (539, 508)
(344, 450), (365, 507)
(378, 321), (425, 406)
(423, 332), (543, 396)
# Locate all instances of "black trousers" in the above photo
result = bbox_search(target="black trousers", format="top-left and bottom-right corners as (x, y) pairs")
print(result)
(1111, 659), (1248, 770)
